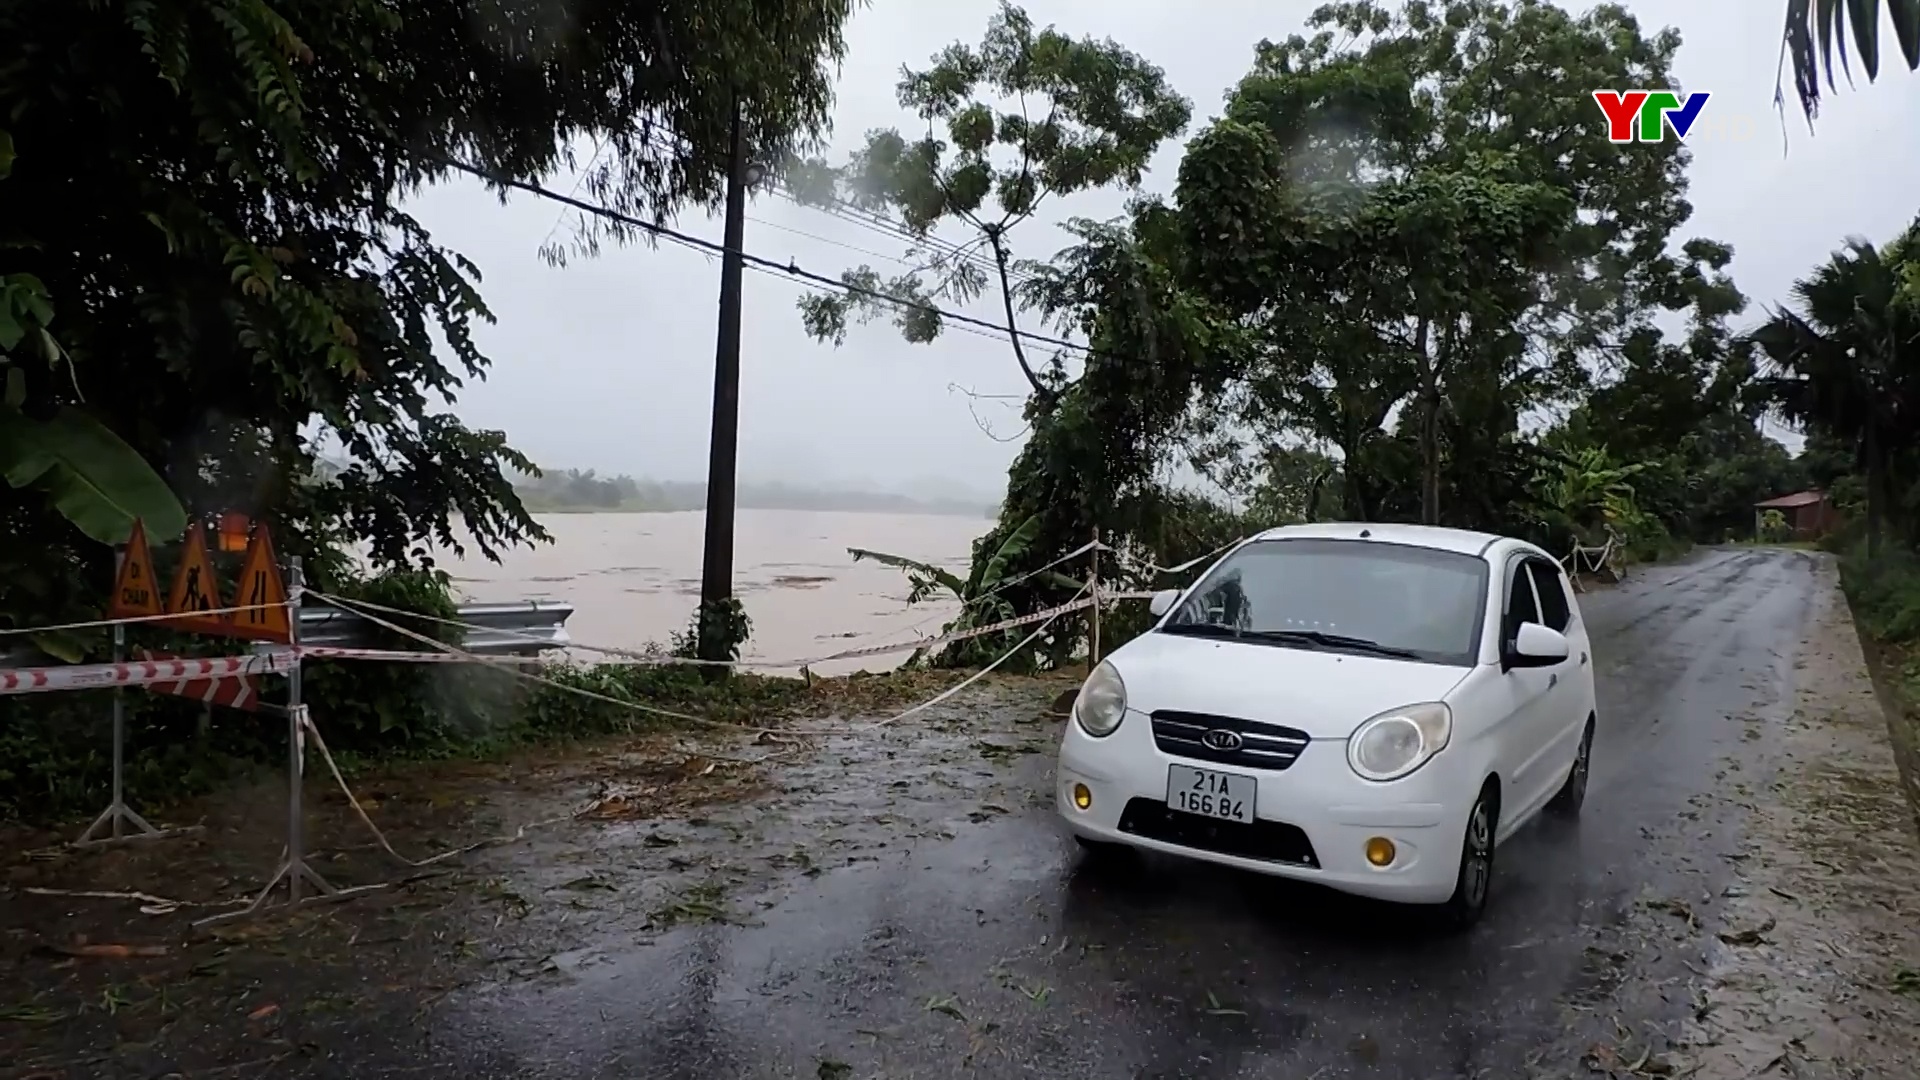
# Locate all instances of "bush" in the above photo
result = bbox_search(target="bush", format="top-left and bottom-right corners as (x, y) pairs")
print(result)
(1840, 545), (1920, 645)
(1758, 509), (1793, 544)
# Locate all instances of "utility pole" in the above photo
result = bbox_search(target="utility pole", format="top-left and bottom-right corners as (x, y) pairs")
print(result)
(697, 100), (751, 666)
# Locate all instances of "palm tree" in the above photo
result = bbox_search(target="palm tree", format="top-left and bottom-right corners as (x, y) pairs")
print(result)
(1781, 0), (1920, 120)
(1752, 221), (1920, 555)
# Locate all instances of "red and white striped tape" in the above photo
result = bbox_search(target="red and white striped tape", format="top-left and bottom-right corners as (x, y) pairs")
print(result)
(0, 651), (298, 697)
(0, 591), (1146, 695)
(135, 648), (263, 711)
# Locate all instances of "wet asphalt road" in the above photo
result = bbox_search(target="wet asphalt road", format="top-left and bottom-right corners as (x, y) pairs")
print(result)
(430, 546), (1819, 1080)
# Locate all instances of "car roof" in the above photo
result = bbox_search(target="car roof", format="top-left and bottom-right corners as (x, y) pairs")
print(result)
(1246, 522), (1519, 559)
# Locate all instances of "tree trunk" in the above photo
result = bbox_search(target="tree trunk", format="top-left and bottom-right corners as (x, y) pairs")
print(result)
(987, 230), (1048, 401)
(1415, 318), (1440, 526)
(1338, 426), (1373, 521)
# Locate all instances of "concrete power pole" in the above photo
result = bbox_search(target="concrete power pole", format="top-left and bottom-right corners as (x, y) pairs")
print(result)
(697, 101), (752, 667)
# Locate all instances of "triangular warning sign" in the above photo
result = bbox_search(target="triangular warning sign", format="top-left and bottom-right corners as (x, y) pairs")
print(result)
(164, 522), (230, 635)
(107, 520), (162, 619)
(228, 523), (291, 643)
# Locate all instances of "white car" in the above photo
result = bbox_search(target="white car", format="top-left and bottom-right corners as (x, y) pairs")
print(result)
(1057, 523), (1596, 928)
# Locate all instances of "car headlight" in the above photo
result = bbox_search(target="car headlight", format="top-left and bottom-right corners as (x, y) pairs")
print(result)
(1347, 702), (1452, 782)
(1074, 660), (1128, 737)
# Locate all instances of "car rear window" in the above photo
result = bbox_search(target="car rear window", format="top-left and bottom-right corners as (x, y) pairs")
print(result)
(1160, 538), (1490, 665)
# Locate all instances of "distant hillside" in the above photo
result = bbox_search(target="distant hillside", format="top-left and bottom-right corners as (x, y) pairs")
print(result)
(513, 469), (997, 518)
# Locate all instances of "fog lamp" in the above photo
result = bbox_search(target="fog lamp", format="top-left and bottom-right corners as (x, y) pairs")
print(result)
(1365, 836), (1396, 867)
(1072, 783), (1092, 810)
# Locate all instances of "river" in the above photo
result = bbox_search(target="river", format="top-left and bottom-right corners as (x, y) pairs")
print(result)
(441, 509), (993, 675)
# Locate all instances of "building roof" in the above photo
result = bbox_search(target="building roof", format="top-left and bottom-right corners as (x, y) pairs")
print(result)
(1754, 490), (1827, 509)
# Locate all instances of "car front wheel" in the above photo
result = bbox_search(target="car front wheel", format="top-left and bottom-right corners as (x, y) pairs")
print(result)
(1435, 782), (1498, 931)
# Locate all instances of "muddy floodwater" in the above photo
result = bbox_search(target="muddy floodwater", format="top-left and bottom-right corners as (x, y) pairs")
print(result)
(440, 510), (993, 674)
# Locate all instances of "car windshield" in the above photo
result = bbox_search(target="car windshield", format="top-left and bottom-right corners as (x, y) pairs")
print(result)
(1158, 538), (1489, 665)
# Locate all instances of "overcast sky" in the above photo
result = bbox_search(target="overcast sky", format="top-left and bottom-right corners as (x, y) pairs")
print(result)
(405, 0), (1920, 497)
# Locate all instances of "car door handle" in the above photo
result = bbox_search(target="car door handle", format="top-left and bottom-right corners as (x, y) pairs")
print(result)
(1549, 673), (1558, 688)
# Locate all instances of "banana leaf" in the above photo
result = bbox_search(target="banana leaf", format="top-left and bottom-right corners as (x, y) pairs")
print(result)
(0, 404), (187, 545)
(847, 546), (968, 599)
(973, 513), (1044, 593)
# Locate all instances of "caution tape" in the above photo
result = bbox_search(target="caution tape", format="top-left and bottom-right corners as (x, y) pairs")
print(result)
(0, 651), (299, 696)
(805, 595), (1096, 663)
(0, 592), (1157, 694)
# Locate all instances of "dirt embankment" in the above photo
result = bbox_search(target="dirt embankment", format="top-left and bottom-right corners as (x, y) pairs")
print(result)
(1670, 559), (1920, 1078)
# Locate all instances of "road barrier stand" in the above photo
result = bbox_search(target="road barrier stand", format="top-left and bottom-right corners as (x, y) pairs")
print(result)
(196, 558), (386, 925)
(73, 618), (202, 848)
(1561, 526), (1624, 592)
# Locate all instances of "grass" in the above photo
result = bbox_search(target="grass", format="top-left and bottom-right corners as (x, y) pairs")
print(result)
(1836, 542), (1920, 827)
(0, 655), (1013, 826)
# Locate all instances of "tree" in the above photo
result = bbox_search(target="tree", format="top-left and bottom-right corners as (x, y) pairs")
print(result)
(1781, 0), (1920, 121)
(786, 2), (1191, 405)
(1754, 220), (1920, 555)
(0, 0), (856, 634)
(1174, 0), (1694, 526)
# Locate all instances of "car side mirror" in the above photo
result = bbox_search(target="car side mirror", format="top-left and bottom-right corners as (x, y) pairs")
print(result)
(1508, 622), (1570, 668)
(1148, 589), (1180, 618)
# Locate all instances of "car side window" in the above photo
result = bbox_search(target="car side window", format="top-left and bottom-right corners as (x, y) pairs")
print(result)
(1503, 561), (1539, 641)
(1525, 559), (1573, 632)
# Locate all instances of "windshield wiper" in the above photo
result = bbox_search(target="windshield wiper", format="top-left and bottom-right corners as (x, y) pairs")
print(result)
(1159, 622), (1243, 638)
(1161, 623), (1420, 659)
(1252, 629), (1422, 658)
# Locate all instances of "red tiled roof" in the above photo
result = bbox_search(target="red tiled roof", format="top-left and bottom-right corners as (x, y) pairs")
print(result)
(1753, 491), (1826, 509)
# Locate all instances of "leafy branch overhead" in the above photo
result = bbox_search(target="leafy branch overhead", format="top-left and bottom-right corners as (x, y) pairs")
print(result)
(787, 2), (1191, 401)
(0, 0), (857, 641)
(1780, 0), (1920, 121)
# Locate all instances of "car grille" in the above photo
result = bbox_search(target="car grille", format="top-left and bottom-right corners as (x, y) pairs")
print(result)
(1117, 798), (1319, 867)
(1149, 710), (1310, 771)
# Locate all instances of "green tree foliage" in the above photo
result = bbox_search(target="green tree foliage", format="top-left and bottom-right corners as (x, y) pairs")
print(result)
(0, 0), (856, 639)
(1755, 218), (1920, 555)
(899, 0), (1809, 637)
(787, 2), (1191, 401)
(1187, 0), (1698, 528)
(0, 0), (857, 816)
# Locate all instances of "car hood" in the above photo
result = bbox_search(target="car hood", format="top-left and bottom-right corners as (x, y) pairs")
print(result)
(1107, 630), (1474, 739)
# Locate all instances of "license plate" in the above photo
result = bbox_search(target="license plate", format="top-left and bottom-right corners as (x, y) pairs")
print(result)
(1166, 764), (1255, 824)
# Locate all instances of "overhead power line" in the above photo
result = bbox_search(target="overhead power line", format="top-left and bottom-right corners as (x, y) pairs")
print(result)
(629, 127), (1041, 287)
(443, 158), (1095, 359)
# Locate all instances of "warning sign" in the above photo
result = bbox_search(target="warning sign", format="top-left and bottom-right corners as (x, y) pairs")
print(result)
(107, 520), (162, 619)
(163, 522), (230, 635)
(227, 523), (290, 643)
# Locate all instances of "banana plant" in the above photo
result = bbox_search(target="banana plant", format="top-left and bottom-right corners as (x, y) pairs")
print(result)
(1537, 445), (1649, 545)
(849, 513), (1079, 664)
(0, 404), (187, 546)
(1, 263), (184, 546)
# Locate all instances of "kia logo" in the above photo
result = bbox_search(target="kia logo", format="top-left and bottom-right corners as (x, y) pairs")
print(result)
(1201, 729), (1243, 751)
